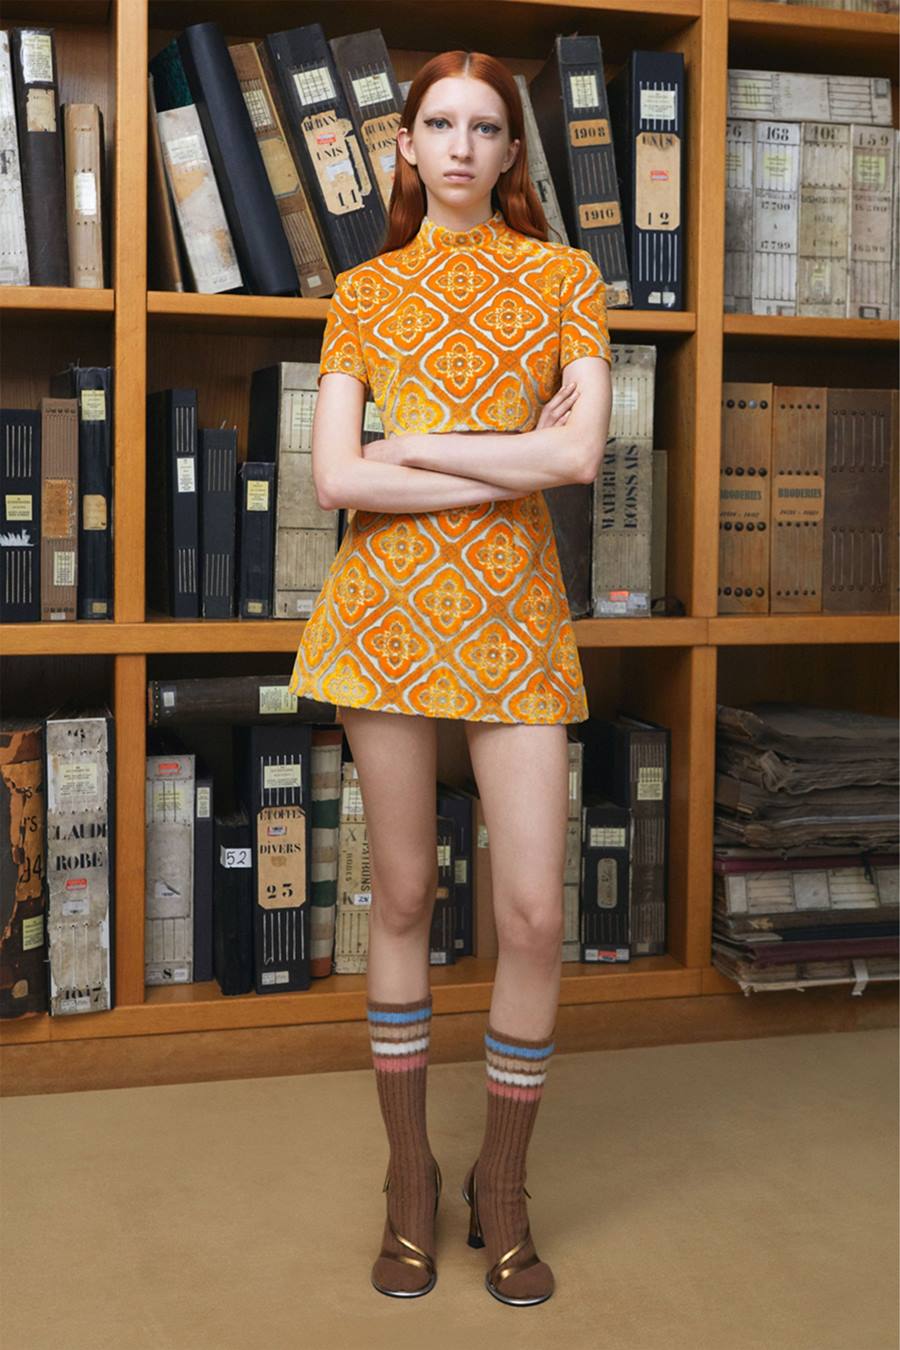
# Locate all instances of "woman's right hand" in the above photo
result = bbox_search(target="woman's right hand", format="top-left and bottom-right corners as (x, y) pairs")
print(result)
(537, 381), (580, 432)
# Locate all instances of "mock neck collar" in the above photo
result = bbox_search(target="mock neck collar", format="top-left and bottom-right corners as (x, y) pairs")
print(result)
(415, 208), (508, 251)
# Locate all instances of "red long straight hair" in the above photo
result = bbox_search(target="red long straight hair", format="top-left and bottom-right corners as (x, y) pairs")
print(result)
(377, 51), (550, 256)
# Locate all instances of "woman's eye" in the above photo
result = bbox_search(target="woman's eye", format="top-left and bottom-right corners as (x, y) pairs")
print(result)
(424, 118), (500, 134)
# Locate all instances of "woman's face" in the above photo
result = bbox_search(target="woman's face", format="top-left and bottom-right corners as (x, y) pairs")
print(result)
(396, 75), (520, 226)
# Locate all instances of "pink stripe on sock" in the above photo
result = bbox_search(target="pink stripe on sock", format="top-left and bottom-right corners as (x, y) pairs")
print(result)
(486, 1079), (544, 1102)
(372, 1051), (430, 1073)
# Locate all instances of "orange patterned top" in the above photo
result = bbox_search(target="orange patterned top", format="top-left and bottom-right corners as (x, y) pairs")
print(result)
(288, 208), (611, 724)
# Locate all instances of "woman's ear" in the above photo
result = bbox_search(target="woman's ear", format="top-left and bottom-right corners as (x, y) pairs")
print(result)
(396, 127), (416, 168)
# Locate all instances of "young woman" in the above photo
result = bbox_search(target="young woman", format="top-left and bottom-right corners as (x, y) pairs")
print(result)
(288, 49), (612, 1306)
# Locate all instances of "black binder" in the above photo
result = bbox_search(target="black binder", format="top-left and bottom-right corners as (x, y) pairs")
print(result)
(233, 723), (313, 993)
(236, 461), (275, 619)
(10, 27), (68, 285)
(198, 426), (237, 619)
(529, 34), (631, 306)
(175, 22), (300, 296)
(146, 388), (200, 618)
(49, 364), (114, 620)
(431, 814), (457, 966)
(0, 410), (41, 623)
(213, 811), (255, 995)
(193, 757), (214, 983)
(606, 50), (685, 311)
(261, 24), (388, 273)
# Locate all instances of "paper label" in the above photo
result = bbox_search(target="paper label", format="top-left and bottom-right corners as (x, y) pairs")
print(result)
(74, 170), (97, 216)
(196, 786), (211, 818)
(637, 766), (664, 801)
(258, 132), (301, 197)
(56, 759), (99, 805)
(176, 457), (195, 493)
(259, 685), (298, 715)
(363, 402), (383, 433)
(82, 494), (107, 530)
(359, 111), (401, 205)
(588, 826), (626, 848)
(477, 824), (489, 848)
(22, 914), (44, 950)
(303, 107), (371, 213)
(162, 689), (175, 707)
(220, 845), (251, 869)
(569, 118), (610, 148)
(25, 86), (55, 133)
(569, 73), (599, 109)
(243, 86), (272, 130)
(166, 133), (204, 167)
(42, 478), (74, 534)
(258, 805), (306, 909)
(578, 198), (621, 229)
(635, 132), (680, 230)
(437, 843), (451, 868)
(246, 478), (269, 511)
(641, 89), (676, 122)
(5, 494), (32, 521)
(20, 31), (53, 84)
(264, 762), (302, 790)
(292, 65), (336, 106)
(151, 782), (186, 814)
(53, 550), (76, 587)
(80, 389), (105, 421)
(352, 72), (392, 107)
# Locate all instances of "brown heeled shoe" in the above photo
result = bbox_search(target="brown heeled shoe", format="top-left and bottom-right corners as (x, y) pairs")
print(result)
(371, 1156), (442, 1298)
(461, 1160), (554, 1306)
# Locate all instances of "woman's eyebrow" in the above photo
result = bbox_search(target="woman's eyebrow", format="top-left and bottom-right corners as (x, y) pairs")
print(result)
(423, 109), (504, 120)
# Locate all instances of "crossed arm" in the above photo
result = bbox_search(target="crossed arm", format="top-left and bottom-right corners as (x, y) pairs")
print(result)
(314, 356), (612, 514)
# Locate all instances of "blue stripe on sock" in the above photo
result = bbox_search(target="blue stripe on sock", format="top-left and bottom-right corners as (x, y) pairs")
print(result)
(485, 1032), (554, 1059)
(367, 1005), (432, 1025)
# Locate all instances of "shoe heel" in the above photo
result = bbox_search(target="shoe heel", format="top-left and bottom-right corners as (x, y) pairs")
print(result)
(464, 1168), (486, 1249)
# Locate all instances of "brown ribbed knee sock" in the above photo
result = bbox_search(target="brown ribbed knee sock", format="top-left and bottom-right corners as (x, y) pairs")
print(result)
(472, 1020), (556, 1301)
(367, 993), (438, 1293)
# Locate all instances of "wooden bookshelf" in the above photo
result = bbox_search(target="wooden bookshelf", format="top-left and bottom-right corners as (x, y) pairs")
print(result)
(1, 0), (897, 1078)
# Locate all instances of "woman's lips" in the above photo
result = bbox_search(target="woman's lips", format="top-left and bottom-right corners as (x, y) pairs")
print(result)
(444, 172), (474, 179)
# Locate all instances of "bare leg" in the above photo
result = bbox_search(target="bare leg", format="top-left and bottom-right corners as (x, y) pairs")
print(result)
(339, 706), (438, 1004)
(464, 721), (568, 1040)
(340, 706), (441, 1296)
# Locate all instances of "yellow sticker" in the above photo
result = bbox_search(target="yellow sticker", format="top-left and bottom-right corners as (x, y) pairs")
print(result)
(5, 494), (32, 521)
(80, 389), (106, 421)
(82, 494), (107, 530)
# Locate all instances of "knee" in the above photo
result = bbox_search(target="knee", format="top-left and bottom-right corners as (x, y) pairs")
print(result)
(371, 869), (438, 935)
(496, 892), (564, 956)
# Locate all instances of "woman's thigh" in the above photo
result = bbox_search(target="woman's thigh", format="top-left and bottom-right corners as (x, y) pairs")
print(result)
(463, 721), (569, 939)
(339, 707), (439, 903)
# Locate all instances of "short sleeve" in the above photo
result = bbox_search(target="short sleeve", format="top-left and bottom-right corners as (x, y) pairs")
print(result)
(559, 249), (612, 368)
(318, 270), (369, 387)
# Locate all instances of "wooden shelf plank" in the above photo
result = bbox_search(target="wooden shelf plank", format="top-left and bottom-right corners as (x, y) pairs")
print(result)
(4, 614), (895, 654)
(149, 2), (701, 67)
(0, 616), (706, 654)
(147, 289), (695, 335)
(0, 286), (114, 316)
(724, 314), (899, 346)
(710, 614), (899, 645)
(0, 955), (701, 1043)
(729, 0), (898, 76)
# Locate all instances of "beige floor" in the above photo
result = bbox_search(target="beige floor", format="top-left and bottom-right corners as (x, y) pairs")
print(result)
(1, 1027), (897, 1350)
